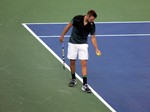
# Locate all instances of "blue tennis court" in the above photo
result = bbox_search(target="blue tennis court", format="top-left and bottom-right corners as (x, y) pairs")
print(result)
(23, 22), (150, 112)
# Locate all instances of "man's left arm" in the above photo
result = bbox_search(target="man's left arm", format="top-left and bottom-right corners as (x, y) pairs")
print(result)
(91, 35), (101, 55)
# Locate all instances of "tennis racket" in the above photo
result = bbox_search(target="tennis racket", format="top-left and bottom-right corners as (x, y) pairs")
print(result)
(62, 42), (65, 70)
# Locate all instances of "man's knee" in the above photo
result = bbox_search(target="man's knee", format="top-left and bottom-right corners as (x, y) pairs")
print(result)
(81, 60), (87, 66)
(70, 60), (76, 65)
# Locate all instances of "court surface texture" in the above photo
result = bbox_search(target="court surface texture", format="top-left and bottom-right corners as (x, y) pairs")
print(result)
(22, 22), (150, 112)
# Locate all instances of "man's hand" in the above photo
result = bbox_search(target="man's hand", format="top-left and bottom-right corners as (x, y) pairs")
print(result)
(96, 49), (102, 56)
(59, 36), (64, 43)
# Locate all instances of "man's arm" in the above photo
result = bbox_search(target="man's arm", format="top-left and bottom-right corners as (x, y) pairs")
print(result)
(60, 22), (73, 43)
(91, 35), (101, 55)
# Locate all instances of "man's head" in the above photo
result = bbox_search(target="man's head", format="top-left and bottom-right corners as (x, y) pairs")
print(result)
(86, 10), (97, 23)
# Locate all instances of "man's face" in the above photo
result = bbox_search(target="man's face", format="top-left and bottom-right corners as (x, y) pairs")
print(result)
(87, 16), (95, 23)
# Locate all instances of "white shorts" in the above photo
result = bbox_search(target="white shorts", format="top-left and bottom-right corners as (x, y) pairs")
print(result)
(67, 43), (89, 60)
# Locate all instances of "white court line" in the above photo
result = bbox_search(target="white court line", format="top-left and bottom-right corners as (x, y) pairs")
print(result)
(38, 34), (150, 38)
(23, 21), (150, 25)
(22, 23), (116, 112)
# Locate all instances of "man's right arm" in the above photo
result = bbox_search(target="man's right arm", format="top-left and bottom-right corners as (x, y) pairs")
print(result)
(60, 22), (73, 43)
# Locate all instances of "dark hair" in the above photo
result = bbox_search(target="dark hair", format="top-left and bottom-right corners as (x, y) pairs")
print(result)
(87, 10), (97, 18)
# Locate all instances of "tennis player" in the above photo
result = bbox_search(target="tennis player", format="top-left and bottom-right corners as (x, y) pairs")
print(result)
(60, 10), (101, 93)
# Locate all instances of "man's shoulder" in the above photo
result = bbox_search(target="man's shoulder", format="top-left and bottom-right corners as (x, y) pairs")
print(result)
(72, 15), (84, 25)
(73, 15), (84, 21)
(74, 15), (84, 18)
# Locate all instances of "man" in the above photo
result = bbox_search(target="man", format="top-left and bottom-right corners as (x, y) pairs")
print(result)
(60, 10), (101, 93)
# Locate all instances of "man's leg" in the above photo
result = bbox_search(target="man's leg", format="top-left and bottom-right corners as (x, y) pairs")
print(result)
(81, 60), (91, 93)
(70, 59), (76, 79)
(69, 59), (77, 87)
(81, 60), (87, 85)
